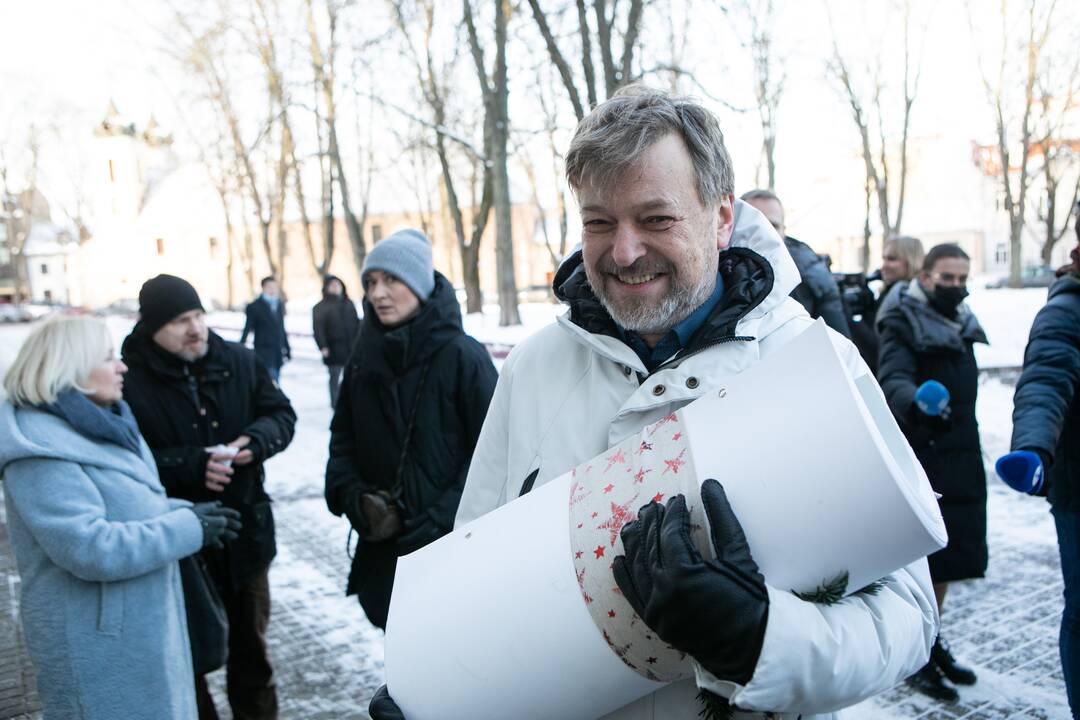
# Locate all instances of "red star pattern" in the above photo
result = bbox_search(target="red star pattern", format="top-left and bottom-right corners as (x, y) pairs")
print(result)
(604, 448), (627, 472)
(597, 495), (640, 546)
(574, 550), (583, 559)
(672, 431), (683, 441)
(591, 511), (599, 518)
(608, 609), (617, 618)
(603, 483), (615, 494)
(576, 566), (586, 585)
(569, 479), (591, 507)
(648, 413), (679, 436)
(662, 448), (687, 475)
(652, 492), (665, 503)
(594, 545), (605, 559)
(583, 591), (593, 604)
(637, 441), (653, 455)
(633, 467), (651, 484)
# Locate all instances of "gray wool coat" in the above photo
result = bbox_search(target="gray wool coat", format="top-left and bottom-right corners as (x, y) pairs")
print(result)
(0, 401), (204, 720)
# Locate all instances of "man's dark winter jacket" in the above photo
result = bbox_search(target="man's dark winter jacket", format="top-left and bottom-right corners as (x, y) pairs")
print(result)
(324, 272), (497, 628)
(121, 329), (297, 586)
(784, 236), (851, 338)
(1011, 275), (1080, 511)
(241, 296), (290, 370)
(313, 295), (360, 366)
(876, 280), (988, 583)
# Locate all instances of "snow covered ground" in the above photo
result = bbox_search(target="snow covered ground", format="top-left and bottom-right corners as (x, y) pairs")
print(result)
(0, 284), (1068, 718)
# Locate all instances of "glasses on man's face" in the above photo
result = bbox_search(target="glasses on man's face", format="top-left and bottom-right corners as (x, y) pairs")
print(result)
(931, 272), (968, 286)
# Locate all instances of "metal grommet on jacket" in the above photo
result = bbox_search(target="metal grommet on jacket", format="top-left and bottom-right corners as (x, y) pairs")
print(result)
(652, 384), (666, 397)
(686, 377), (699, 389)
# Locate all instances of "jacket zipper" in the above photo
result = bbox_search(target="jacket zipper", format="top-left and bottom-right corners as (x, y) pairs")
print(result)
(640, 334), (756, 383)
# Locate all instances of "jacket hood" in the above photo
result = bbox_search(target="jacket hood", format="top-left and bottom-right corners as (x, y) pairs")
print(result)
(877, 279), (988, 352)
(553, 199), (801, 348)
(1049, 273), (1080, 302)
(358, 271), (464, 373)
(0, 401), (155, 482)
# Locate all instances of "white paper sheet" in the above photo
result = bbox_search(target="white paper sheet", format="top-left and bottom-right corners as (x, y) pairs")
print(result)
(679, 321), (947, 595)
(386, 475), (664, 720)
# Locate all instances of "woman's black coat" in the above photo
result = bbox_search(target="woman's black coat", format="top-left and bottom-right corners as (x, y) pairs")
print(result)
(312, 294), (360, 366)
(1011, 275), (1080, 511)
(876, 280), (989, 583)
(323, 272), (498, 628)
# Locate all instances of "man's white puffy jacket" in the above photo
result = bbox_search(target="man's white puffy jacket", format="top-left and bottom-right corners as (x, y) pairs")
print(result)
(455, 201), (938, 719)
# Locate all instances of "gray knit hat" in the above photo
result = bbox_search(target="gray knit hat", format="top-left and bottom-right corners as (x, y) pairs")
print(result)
(361, 229), (435, 301)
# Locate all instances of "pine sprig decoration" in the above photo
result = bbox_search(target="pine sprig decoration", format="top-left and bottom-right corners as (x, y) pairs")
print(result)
(857, 578), (888, 596)
(697, 689), (734, 720)
(793, 571), (849, 605)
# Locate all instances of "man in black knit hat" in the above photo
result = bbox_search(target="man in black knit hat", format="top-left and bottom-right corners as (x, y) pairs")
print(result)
(120, 274), (296, 720)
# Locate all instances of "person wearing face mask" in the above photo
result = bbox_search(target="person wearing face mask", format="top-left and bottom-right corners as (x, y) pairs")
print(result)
(876, 243), (988, 704)
(0, 315), (241, 720)
(324, 229), (498, 631)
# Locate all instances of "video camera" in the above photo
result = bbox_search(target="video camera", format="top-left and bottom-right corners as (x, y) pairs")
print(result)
(833, 270), (881, 320)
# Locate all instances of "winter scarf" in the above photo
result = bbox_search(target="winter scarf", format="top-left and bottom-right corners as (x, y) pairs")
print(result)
(43, 389), (144, 456)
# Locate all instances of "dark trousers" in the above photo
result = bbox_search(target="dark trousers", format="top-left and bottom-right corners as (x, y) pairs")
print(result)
(328, 365), (344, 408)
(1053, 506), (1080, 718)
(196, 569), (278, 720)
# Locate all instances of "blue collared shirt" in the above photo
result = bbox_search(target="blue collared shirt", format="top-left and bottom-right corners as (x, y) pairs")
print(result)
(622, 274), (725, 372)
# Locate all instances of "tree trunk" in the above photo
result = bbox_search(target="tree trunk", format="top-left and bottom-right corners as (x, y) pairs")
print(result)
(493, 0), (519, 326)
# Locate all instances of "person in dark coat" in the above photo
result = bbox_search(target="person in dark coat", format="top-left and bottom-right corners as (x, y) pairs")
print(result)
(312, 275), (360, 408)
(741, 189), (851, 337)
(876, 243), (987, 703)
(1006, 226), (1080, 715)
(241, 277), (290, 381)
(121, 274), (297, 720)
(324, 229), (498, 630)
(849, 235), (926, 374)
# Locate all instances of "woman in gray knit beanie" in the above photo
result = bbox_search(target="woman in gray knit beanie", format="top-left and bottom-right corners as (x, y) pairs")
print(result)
(360, 229), (436, 326)
(326, 227), (498, 631)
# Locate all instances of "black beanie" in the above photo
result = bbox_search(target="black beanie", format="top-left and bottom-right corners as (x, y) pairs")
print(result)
(138, 274), (204, 335)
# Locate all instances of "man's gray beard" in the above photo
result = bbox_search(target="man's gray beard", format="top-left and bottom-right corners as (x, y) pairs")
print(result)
(594, 271), (715, 335)
(176, 342), (209, 363)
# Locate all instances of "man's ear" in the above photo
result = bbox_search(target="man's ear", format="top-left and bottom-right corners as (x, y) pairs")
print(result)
(716, 195), (735, 250)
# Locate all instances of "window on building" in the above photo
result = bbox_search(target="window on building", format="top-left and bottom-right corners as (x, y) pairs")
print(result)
(156, 237), (165, 255)
(108, 159), (115, 183)
(40, 263), (48, 275)
(43, 290), (52, 302)
(995, 243), (1007, 265)
(372, 224), (383, 243)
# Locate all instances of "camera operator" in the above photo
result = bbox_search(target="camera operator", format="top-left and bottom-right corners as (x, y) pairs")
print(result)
(835, 236), (926, 374)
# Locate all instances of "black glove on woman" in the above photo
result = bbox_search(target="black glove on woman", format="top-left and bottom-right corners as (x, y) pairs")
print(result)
(612, 479), (769, 685)
(191, 502), (242, 549)
(369, 685), (405, 720)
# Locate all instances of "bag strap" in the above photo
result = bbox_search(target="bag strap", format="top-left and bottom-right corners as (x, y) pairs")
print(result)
(394, 359), (432, 490)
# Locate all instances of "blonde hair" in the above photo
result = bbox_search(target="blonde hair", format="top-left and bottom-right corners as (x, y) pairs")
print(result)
(3, 315), (113, 407)
(884, 235), (925, 282)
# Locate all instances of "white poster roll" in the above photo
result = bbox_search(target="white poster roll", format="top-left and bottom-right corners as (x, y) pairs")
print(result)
(385, 321), (946, 719)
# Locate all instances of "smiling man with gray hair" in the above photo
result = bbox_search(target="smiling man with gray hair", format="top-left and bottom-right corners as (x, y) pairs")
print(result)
(369, 85), (937, 720)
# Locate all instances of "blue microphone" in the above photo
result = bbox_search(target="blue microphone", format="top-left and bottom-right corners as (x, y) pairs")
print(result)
(996, 451), (1045, 495)
(915, 380), (950, 416)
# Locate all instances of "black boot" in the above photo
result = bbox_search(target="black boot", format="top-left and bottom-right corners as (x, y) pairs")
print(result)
(906, 662), (959, 703)
(932, 636), (977, 685)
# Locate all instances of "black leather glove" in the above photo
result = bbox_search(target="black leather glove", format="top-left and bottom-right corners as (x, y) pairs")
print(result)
(612, 479), (769, 685)
(368, 685), (405, 720)
(191, 502), (242, 549)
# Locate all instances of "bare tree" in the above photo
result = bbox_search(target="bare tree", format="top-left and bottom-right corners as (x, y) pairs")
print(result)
(389, 0), (489, 312)
(970, 0), (1060, 286)
(465, 0), (519, 325)
(0, 127), (42, 302)
(826, 0), (925, 272)
(735, 0), (785, 189)
(526, 0), (645, 120)
(306, 0), (366, 274)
